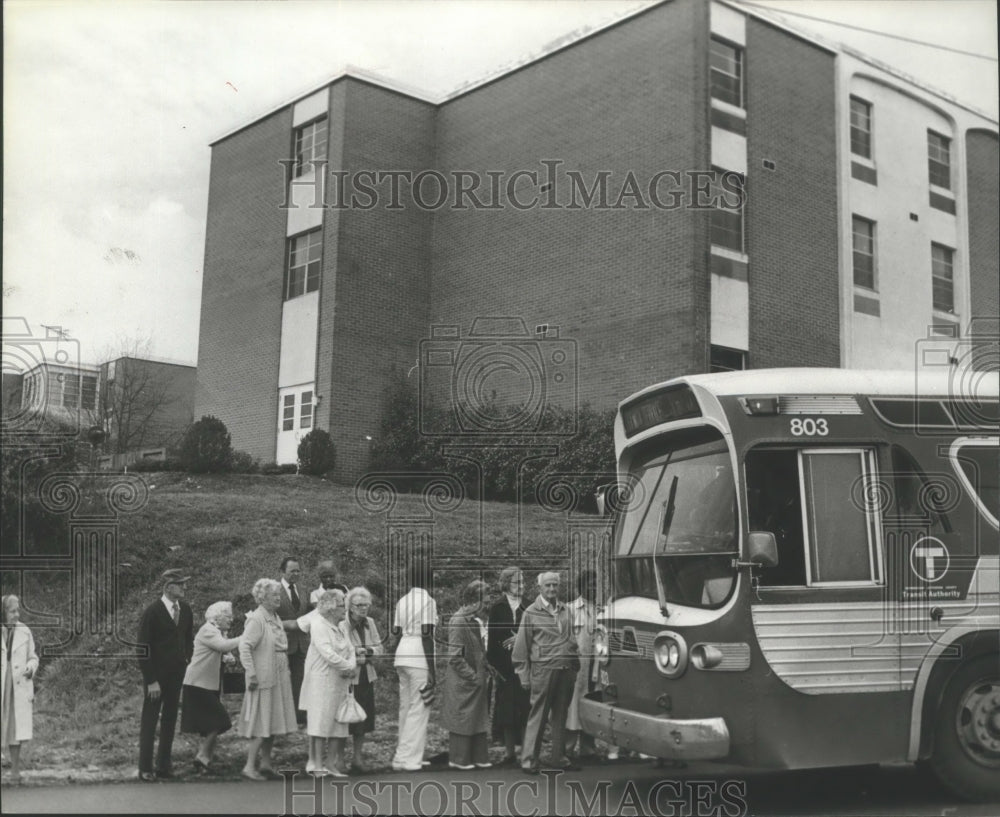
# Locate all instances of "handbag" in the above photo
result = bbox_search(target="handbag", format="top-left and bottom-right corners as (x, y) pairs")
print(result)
(336, 685), (367, 724)
(221, 665), (246, 695)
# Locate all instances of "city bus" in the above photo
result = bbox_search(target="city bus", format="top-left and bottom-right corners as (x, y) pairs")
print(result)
(579, 368), (999, 801)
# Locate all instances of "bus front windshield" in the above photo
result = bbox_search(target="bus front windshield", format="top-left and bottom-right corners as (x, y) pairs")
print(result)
(613, 429), (738, 609)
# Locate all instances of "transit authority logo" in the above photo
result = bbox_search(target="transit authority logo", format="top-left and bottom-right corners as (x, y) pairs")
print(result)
(909, 536), (951, 583)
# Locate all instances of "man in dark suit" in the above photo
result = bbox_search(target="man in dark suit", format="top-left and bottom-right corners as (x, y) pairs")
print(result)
(137, 568), (194, 781)
(276, 556), (309, 726)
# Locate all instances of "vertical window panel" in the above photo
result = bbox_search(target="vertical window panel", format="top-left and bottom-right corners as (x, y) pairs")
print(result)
(849, 97), (872, 159)
(927, 130), (951, 189)
(852, 216), (876, 291)
(710, 38), (743, 108)
(931, 242), (954, 313)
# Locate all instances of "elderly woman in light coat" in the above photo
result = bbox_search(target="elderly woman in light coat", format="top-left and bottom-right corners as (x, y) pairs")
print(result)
(299, 589), (356, 777)
(441, 580), (493, 770)
(2, 595), (39, 784)
(180, 601), (241, 772)
(238, 578), (298, 781)
(343, 586), (383, 774)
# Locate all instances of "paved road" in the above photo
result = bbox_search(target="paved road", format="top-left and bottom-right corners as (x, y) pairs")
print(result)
(2, 761), (997, 815)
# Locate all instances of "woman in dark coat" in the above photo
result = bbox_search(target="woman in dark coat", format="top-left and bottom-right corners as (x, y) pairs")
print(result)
(441, 580), (492, 770)
(486, 567), (530, 766)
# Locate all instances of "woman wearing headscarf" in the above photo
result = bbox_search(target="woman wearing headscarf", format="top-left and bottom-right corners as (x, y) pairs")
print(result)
(298, 589), (356, 777)
(486, 566), (529, 766)
(238, 578), (297, 781)
(442, 580), (493, 770)
(343, 586), (383, 774)
(1, 595), (38, 785)
(180, 601), (241, 772)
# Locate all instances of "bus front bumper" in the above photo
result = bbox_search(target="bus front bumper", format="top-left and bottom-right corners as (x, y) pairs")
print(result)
(579, 693), (730, 760)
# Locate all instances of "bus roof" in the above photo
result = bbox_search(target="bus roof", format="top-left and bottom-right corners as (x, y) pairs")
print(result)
(622, 368), (1000, 407)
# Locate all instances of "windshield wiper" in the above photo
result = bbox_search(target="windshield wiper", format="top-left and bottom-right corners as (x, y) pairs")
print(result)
(652, 475), (678, 619)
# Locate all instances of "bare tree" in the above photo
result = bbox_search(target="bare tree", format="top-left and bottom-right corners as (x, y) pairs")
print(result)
(91, 337), (189, 466)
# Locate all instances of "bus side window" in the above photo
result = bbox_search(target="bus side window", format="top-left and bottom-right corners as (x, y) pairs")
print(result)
(889, 444), (954, 534)
(745, 450), (807, 586)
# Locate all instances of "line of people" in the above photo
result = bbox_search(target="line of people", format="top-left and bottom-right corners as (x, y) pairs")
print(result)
(1, 558), (605, 784)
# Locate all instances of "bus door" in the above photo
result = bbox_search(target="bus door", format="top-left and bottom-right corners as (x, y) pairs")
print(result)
(745, 445), (900, 692)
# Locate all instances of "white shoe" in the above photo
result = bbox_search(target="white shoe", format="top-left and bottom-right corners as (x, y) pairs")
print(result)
(305, 760), (316, 774)
(448, 762), (475, 770)
(475, 762), (493, 769)
(391, 762), (423, 772)
(606, 748), (620, 761)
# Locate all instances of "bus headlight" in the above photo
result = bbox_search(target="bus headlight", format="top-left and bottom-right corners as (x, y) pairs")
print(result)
(593, 626), (610, 667)
(652, 631), (688, 678)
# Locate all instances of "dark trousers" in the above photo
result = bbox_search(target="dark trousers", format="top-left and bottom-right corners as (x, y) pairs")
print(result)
(288, 650), (306, 724)
(139, 674), (183, 773)
(521, 666), (576, 768)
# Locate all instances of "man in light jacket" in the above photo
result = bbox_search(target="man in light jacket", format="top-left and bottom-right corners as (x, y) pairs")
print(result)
(512, 571), (580, 774)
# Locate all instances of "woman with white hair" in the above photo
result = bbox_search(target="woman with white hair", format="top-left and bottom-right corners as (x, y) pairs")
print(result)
(238, 578), (297, 781)
(180, 601), (241, 772)
(343, 586), (383, 773)
(299, 589), (356, 777)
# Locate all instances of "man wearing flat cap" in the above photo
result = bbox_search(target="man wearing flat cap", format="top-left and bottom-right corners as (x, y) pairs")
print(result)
(136, 568), (194, 781)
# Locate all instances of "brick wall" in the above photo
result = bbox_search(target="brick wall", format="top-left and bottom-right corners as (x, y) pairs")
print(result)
(965, 130), (999, 332)
(745, 21), (840, 368)
(196, 109), (291, 462)
(321, 80), (436, 479)
(430, 0), (710, 420)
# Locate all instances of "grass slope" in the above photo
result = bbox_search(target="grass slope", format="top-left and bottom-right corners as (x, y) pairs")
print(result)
(10, 471), (600, 784)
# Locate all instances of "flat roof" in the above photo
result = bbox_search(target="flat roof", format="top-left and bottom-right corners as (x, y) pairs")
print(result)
(211, 0), (996, 148)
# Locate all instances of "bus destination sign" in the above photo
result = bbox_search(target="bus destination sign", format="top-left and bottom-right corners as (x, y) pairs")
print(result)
(622, 385), (701, 438)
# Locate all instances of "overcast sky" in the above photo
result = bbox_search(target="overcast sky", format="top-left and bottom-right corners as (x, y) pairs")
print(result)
(3, 0), (997, 368)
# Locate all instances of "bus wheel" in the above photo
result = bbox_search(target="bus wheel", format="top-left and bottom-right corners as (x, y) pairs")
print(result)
(928, 655), (1000, 801)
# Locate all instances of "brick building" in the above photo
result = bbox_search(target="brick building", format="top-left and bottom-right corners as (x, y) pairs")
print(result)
(196, 0), (999, 479)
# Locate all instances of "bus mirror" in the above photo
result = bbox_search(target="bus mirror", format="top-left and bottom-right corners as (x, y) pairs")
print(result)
(747, 532), (778, 568)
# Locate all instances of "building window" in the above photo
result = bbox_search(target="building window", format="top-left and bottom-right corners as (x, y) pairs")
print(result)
(710, 345), (747, 373)
(300, 391), (313, 430)
(284, 230), (322, 300)
(849, 97), (872, 159)
(81, 375), (98, 411)
(852, 216), (876, 291)
(710, 38), (743, 108)
(63, 374), (81, 408)
(294, 117), (328, 178)
(280, 389), (316, 433)
(927, 130), (951, 190)
(931, 242), (954, 313)
(710, 170), (744, 252)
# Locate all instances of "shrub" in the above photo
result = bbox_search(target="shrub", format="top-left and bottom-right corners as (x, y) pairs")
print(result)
(297, 429), (336, 476)
(230, 450), (258, 474)
(178, 416), (233, 473)
(370, 375), (615, 509)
